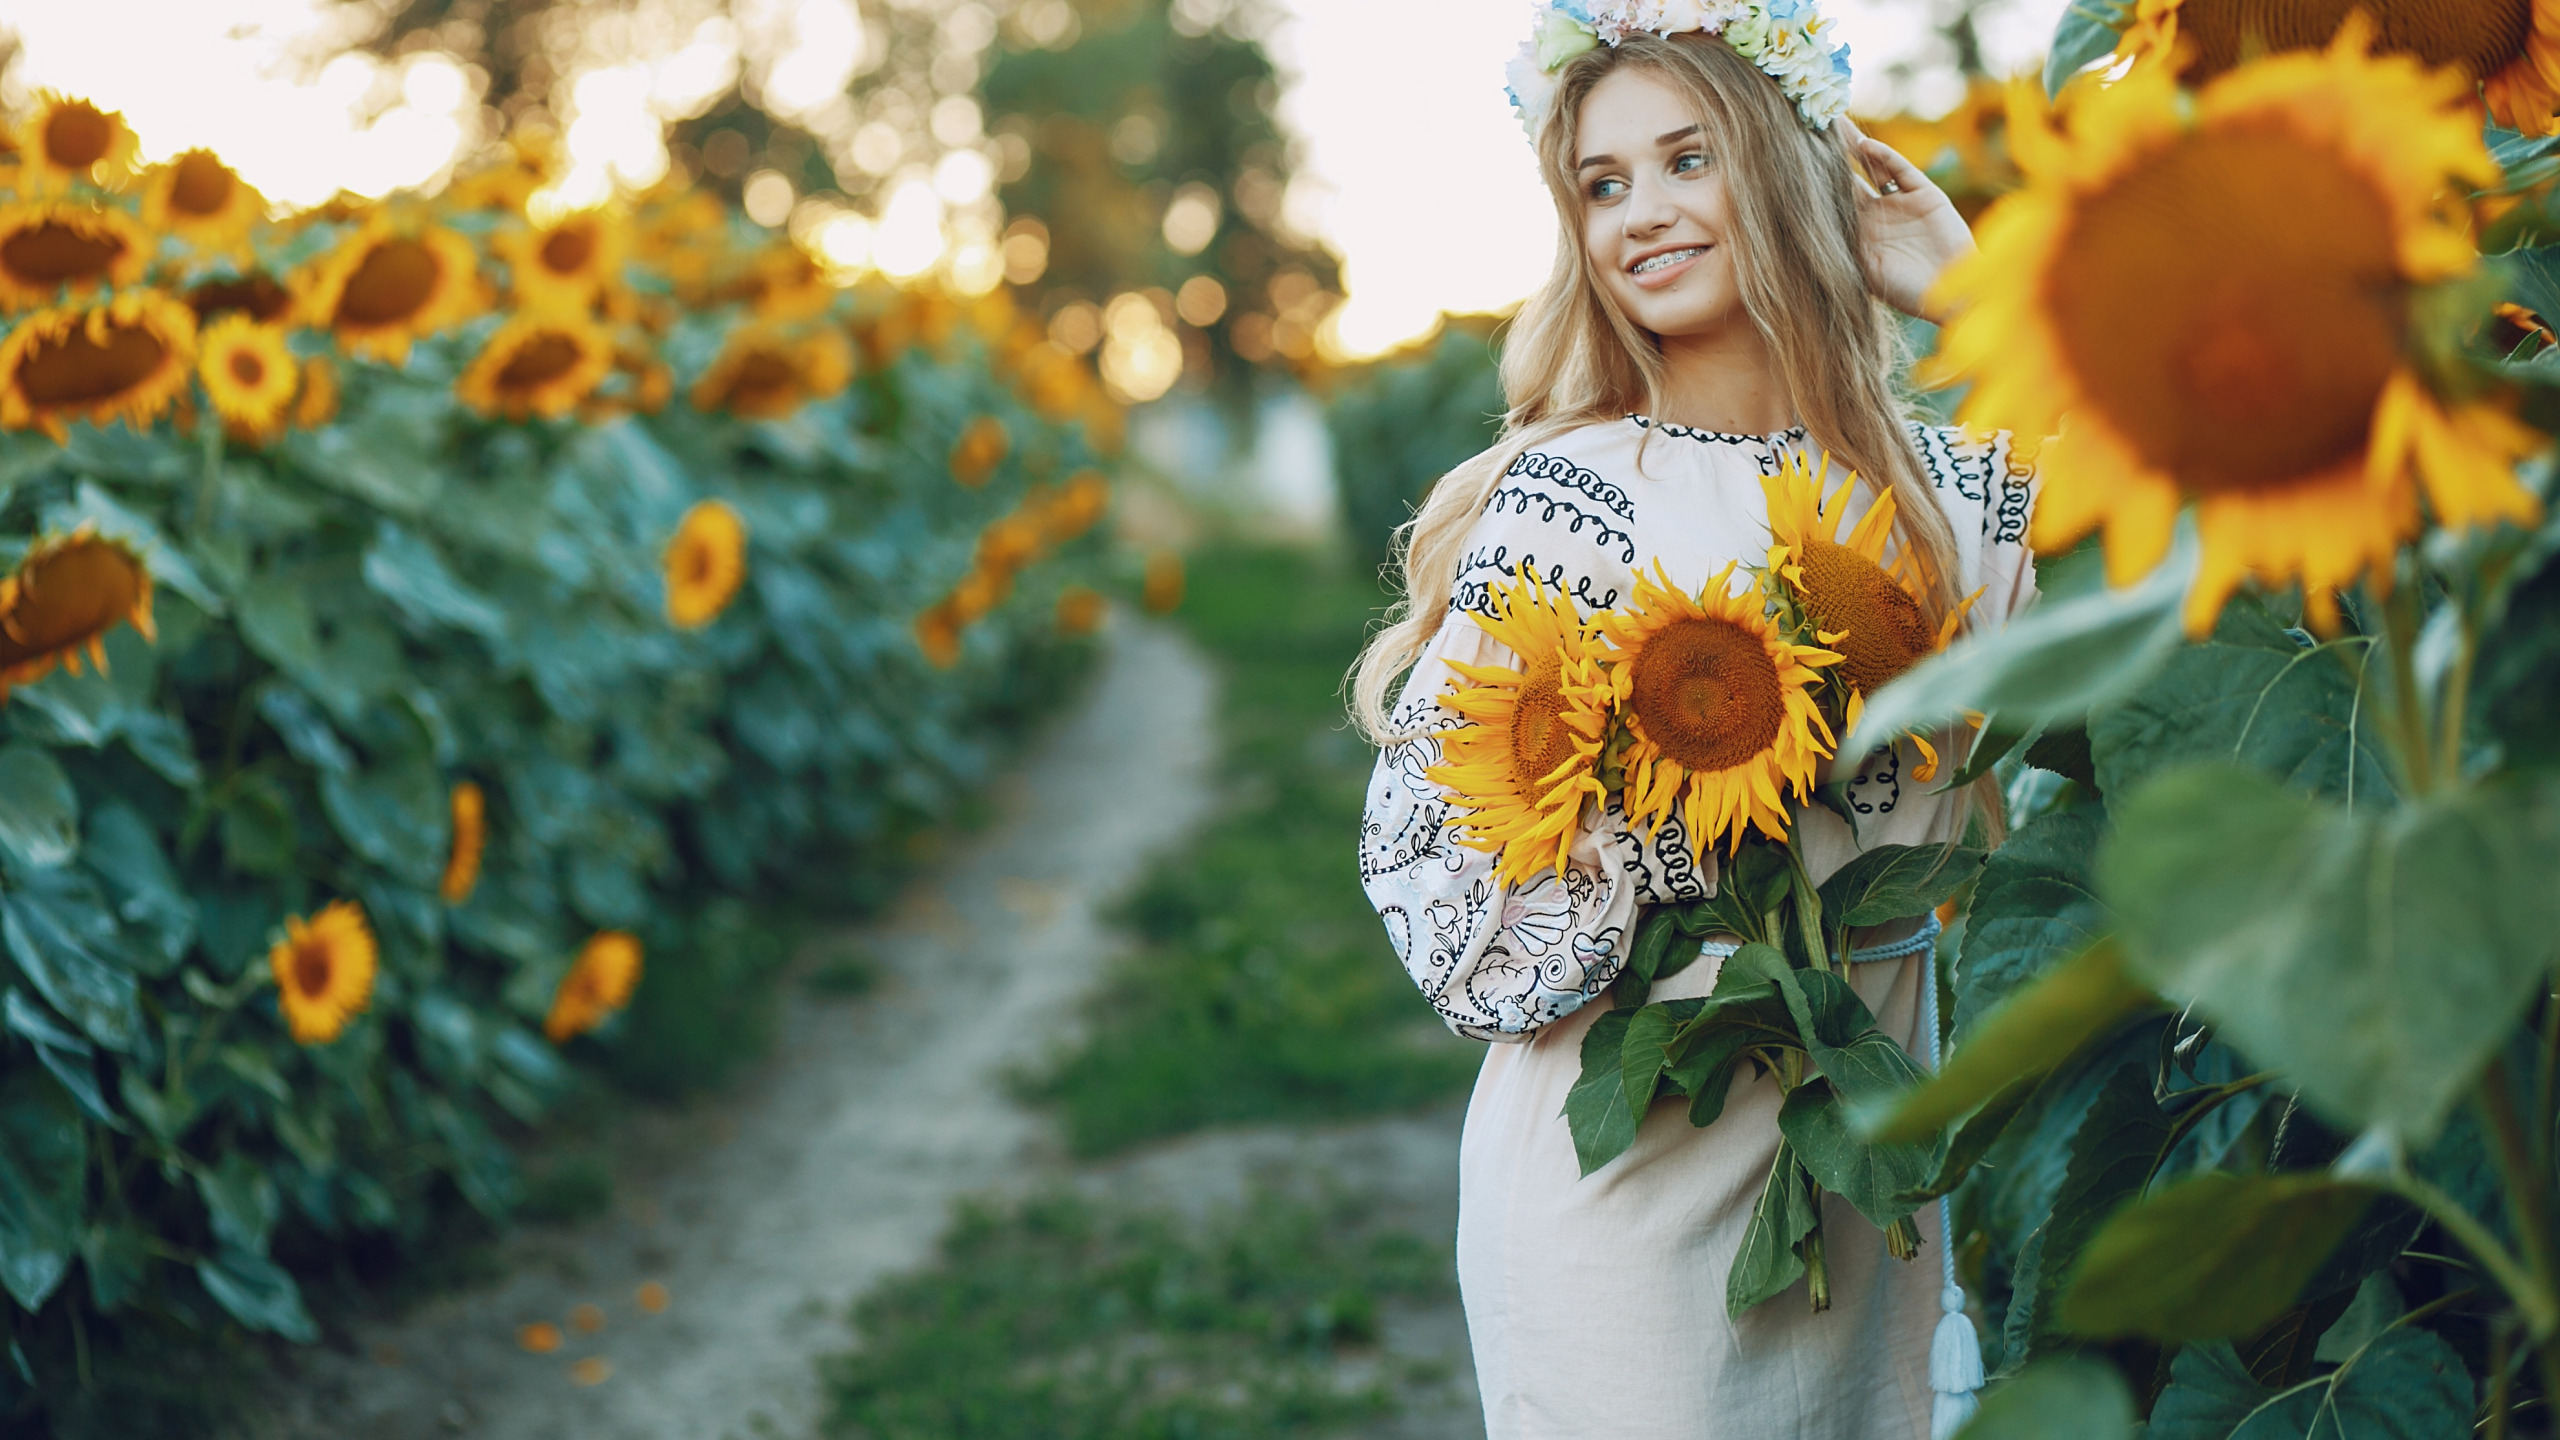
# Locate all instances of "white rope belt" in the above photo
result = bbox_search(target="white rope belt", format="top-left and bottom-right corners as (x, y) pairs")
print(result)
(1690, 912), (1944, 967)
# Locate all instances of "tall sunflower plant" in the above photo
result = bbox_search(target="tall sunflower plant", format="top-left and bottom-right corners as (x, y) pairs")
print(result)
(1766, 7), (2560, 1435)
(1435, 498), (1991, 1318)
(0, 92), (1127, 1408)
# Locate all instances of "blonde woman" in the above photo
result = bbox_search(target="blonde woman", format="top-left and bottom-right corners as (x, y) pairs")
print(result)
(1351, 8), (2039, 1437)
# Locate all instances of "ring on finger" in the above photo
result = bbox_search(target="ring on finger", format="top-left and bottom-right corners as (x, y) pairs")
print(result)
(1878, 179), (1901, 194)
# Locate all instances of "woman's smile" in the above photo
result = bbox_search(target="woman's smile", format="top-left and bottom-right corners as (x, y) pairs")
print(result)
(1627, 242), (1709, 287)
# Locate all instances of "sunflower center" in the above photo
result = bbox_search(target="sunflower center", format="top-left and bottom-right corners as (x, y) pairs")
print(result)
(170, 153), (235, 216)
(42, 106), (113, 170)
(1, 221), (128, 284)
(497, 332), (584, 389)
(16, 321), (167, 406)
(2174, 0), (2533, 80)
(337, 239), (443, 326)
(540, 226), (596, 274)
(677, 543), (713, 585)
(291, 940), (334, 999)
(189, 272), (293, 323)
(1627, 616), (1786, 774)
(1796, 539), (1933, 693)
(2047, 123), (2402, 494)
(1508, 660), (1579, 792)
(730, 351), (798, 402)
(228, 349), (267, 387)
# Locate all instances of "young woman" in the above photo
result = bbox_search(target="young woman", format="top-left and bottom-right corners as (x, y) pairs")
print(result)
(1350, 10), (2039, 1438)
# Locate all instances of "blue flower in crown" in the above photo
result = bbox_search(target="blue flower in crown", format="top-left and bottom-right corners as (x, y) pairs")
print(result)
(1506, 0), (1853, 138)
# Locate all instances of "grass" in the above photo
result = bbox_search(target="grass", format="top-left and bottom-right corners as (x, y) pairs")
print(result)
(1026, 544), (1479, 1155)
(819, 1188), (1450, 1440)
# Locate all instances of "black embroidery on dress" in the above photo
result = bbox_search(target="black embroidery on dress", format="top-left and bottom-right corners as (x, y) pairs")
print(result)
(1842, 743), (1903, 816)
(1482, 483), (1637, 562)
(1909, 422), (1990, 505)
(1631, 414), (1810, 447)
(1508, 450), (1634, 520)
(1453, 544), (1622, 615)
(1990, 438), (2034, 545)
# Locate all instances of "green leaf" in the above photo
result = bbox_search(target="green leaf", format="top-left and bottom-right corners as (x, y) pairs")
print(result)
(79, 1223), (149, 1314)
(1814, 843), (1983, 927)
(2141, 1342), (2270, 1440)
(236, 575), (320, 674)
(2088, 599), (2395, 806)
(217, 771), (299, 878)
(2044, 0), (2136, 95)
(0, 744), (79, 869)
(2104, 765), (2560, 1140)
(2021, 724), (2099, 792)
(2021, 1065), (2172, 1359)
(2226, 1327), (2471, 1440)
(1619, 1003), (1677, 1118)
(195, 1152), (280, 1256)
(363, 522), (507, 638)
(1726, 1141), (1819, 1318)
(1566, 1009), (1639, 1177)
(320, 752), (446, 886)
(1956, 1357), (2134, 1440)
(1777, 1079), (1933, 1230)
(1846, 538), (2191, 758)
(290, 419), (445, 516)
(1865, 940), (2155, 1143)
(1957, 809), (2111, 1036)
(2060, 1174), (2376, 1341)
(83, 803), (193, 975)
(0, 1073), (86, 1311)
(1899, 1070), (2043, 1203)
(195, 1245), (317, 1343)
(3, 886), (143, 1053)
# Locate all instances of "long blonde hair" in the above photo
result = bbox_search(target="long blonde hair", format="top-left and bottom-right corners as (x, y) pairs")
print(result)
(1348, 33), (1966, 743)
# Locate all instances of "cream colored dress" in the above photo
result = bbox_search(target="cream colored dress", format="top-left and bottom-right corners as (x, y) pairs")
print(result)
(1358, 416), (2039, 1440)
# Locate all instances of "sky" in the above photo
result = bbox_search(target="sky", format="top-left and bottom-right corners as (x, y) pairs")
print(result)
(1, 0), (2071, 358)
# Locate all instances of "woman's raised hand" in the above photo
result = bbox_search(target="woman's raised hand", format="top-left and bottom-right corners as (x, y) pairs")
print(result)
(1838, 119), (1975, 322)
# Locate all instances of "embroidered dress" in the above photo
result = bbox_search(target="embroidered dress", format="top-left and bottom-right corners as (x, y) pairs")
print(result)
(1359, 416), (2038, 1440)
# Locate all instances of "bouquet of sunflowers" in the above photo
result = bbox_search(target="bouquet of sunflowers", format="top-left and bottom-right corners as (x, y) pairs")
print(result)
(1428, 450), (1984, 1317)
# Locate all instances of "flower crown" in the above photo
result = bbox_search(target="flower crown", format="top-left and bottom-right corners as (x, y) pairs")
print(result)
(1506, 0), (1853, 138)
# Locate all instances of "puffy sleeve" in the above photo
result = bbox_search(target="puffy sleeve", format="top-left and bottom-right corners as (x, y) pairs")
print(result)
(1356, 447), (1710, 1043)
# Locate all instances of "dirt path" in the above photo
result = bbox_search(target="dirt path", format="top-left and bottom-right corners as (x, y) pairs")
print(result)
(271, 618), (1232, 1440)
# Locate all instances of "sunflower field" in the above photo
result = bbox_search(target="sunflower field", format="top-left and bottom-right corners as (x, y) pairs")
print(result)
(1797, 2), (2560, 1434)
(0, 93), (1121, 1416)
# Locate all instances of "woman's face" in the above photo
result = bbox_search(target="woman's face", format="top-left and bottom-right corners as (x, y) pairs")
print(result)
(1575, 67), (1740, 339)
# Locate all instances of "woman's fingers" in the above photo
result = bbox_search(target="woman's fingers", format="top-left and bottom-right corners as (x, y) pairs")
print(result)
(1855, 135), (1934, 200)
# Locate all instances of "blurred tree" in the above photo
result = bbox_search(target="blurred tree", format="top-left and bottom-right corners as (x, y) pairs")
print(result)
(980, 0), (1340, 405)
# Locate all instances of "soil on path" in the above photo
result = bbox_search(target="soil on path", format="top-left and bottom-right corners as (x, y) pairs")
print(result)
(268, 619), (1250, 1440)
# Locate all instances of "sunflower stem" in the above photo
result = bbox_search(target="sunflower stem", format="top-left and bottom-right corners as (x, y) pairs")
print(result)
(2435, 604), (2478, 787)
(2378, 579), (2434, 796)
(1784, 844), (1832, 973)
(194, 403), (222, 532)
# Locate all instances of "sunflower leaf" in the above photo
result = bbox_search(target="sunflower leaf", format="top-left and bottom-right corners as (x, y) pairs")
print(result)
(1777, 1078), (1933, 1231)
(0, 1073), (84, 1312)
(1564, 1008), (1639, 1177)
(2059, 1173), (2377, 1342)
(1956, 1358), (2135, 1440)
(194, 1246), (316, 1343)
(2043, 0), (2135, 97)
(1726, 1141), (1819, 1318)
(1813, 842), (1982, 927)
(2103, 764), (2560, 1141)
(1957, 808), (2112, 1036)
(0, 746), (79, 870)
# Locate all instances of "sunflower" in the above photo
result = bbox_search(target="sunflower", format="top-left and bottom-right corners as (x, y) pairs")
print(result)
(185, 270), (295, 325)
(1056, 586), (1105, 635)
(1761, 451), (1972, 778)
(293, 355), (340, 429)
(915, 601), (963, 668)
(976, 513), (1044, 576)
(141, 149), (263, 254)
(0, 528), (156, 700)
(546, 931), (643, 1043)
(1928, 42), (2542, 634)
(16, 95), (138, 195)
(269, 900), (377, 1045)
(493, 209), (625, 312)
(665, 499), (748, 628)
(950, 415), (1010, 487)
(195, 315), (298, 443)
(688, 326), (852, 418)
(1425, 567), (1615, 886)
(1142, 549), (1185, 614)
(296, 217), (484, 363)
(0, 201), (153, 310)
(1595, 562), (1840, 860)
(441, 781), (486, 904)
(2125, 0), (2560, 136)
(0, 291), (197, 441)
(946, 565), (1012, 623)
(1040, 469), (1111, 542)
(730, 241), (835, 322)
(454, 311), (614, 420)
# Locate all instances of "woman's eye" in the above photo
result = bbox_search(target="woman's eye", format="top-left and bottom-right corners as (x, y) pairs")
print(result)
(1673, 151), (1708, 174)
(1588, 176), (1628, 200)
